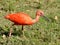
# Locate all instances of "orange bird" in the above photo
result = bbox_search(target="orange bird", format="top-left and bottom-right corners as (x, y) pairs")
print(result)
(5, 10), (49, 36)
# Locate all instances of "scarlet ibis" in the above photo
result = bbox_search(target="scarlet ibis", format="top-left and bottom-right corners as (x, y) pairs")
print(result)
(5, 10), (49, 36)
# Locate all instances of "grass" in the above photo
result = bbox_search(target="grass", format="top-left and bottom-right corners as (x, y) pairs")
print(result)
(0, 0), (60, 45)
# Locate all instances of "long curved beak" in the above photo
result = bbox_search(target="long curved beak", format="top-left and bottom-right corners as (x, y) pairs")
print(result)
(42, 16), (50, 21)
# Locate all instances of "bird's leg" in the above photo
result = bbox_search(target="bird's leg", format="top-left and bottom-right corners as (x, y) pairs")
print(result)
(9, 24), (14, 37)
(21, 25), (26, 39)
(22, 25), (24, 30)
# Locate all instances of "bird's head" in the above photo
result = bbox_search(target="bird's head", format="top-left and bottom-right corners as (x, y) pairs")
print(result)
(36, 10), (44, 16)
(36, 10), (50, 21)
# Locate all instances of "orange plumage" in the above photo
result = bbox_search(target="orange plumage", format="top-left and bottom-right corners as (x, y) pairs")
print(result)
(5, 10), (44, 25)
(6, 12), (33, 25)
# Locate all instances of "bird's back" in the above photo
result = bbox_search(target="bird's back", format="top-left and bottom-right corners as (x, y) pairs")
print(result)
(7, 12), (33, 25)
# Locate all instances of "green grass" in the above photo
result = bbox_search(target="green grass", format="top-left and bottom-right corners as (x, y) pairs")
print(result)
(0, 0), (60, 45)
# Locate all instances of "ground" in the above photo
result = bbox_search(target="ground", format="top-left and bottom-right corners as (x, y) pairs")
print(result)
(0, 0), (60, 45)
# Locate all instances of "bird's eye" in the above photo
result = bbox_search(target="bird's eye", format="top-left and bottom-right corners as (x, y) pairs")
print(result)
(40, 13), (43, 15)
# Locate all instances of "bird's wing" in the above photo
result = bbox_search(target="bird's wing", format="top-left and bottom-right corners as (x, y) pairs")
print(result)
(9, 12), (33, 25)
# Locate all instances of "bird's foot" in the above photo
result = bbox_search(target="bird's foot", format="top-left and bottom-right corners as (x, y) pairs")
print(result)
(9, 33), (12, 37)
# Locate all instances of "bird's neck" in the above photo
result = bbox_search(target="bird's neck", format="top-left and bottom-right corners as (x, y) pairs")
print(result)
(32, 15), (40, 24)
